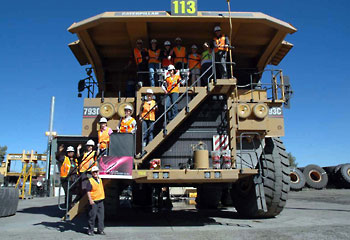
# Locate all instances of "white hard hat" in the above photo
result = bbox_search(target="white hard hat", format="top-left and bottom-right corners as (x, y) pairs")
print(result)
(168, 65), (175, 71)
(91, 166), (99, 172)
(66, 146), (75, 152)
(124, 105), (133, 111)
(136, 39), (143, 44)
(86, 139), (95, 146)
(99, 117), (108, 123)
(151, 39), (157, 44)
(164, 41), (171, 46)
(191, 44), (198, 49)
(214, 26), (221, 32)
(146, 89), (154, 94)
(175, 37), (182, 42)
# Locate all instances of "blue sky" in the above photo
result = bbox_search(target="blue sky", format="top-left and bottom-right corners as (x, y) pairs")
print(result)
(0, 0), (349, 168)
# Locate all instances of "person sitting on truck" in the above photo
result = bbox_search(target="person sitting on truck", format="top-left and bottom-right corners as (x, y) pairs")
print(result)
(171, 37), (187, 70)
(162, 64), (183, 121)
(97, 117), (113, 155)
(56, 145), (79, 208)
(83, 166), (106, 236)
(160, 41), (173, 69)
(117, 105), (137, 134)
(213, 26), (229, 79)
(148, 39), (161, 87)
(200, 42), (213, 86)
(188, 44), (201, 86)
(139, 89), (158, 147)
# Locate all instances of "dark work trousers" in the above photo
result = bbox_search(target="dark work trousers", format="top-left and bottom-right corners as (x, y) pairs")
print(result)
(61, 178), (72, 208)
(137, 62), (149, 87)
(166, 92), (179, 121)
(200, 62), (212, 86)
(215, 51), (228, 79)
(142, 119), (155, 146)
(88, 200), (105, 232)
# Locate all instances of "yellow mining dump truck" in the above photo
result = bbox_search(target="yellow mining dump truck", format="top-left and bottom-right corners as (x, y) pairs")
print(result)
(59, 6), (296, 219)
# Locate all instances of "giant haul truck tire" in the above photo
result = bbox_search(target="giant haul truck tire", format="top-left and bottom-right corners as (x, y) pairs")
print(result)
(303, 164), (328, 189)
(0, 187), (19, 217)
(290, 168), (306, 191)
(104, 182), (120, 220)
(231, 137), (290, 218)
(132, 183), (152, 207)
(334, 164), (350, 188)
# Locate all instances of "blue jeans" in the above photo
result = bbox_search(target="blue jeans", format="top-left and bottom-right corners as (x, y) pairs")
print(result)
(149, 63), (160, 87)
(142, 120), (154, 146)
(166, 92), (179, 121)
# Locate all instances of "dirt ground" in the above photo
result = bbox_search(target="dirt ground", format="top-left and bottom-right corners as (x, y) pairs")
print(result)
(0, 189), (350, 240)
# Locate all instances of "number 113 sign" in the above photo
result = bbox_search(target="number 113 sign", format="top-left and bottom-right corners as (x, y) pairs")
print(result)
(171, 0), (197, 16)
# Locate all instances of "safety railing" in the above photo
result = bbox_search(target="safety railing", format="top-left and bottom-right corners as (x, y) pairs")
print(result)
(137, 48), (236, 152)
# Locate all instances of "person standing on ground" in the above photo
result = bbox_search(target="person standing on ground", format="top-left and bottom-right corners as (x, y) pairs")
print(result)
(213, 26), (229, 79)
(162, 64), (182, 121)
(188, 44), (201, 86)
(148, 39), (161, 87)
(140, 89), (158, 147)
(97, 117), (113, 155)
(117, 105), (137, 134)
(83, 166), (105, 236)
(56, 145), (78, 208)
(171, 37), (187, 70)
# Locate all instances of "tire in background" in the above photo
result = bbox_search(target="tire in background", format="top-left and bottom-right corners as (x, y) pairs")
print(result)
(290, 168), (305, 191)
(0, 187), (19, 217)
(303, 164), (328, 189)
(231, 137), (290, 218)
(335, 164), (350, 188)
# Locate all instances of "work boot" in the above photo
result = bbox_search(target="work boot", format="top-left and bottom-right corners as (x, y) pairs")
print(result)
(97, 230), (106, 235)
(87, 230), (94, 236)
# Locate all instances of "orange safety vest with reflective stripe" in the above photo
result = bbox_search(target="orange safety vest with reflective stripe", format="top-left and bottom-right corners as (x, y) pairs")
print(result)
(214, 36), (228, 53)
(120, 117), (136, 133)
(89, 177), (105, 201)
(141, 100), (156, 121)
(134, 48), (147, 65)
(98, 127), (111, 150)
(148, 49), (160, 64)
(60, 156), (78, 178)
(173, 47), (187, 64)
(188, 53), (201, 69)
(166, 74), (181, 93)
(79, 151), (97, 173)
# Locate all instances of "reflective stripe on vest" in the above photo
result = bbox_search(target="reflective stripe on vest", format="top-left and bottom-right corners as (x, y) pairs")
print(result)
(60, 156), (78, 178)
(141, 100), (156, 121)
(134, 48), (143, 65)
(98, 127), (111, 150)
(188, 53), (201, 70)
(173, 47), (187, 64)
(80, 151), (96, 173)
(214, 36), (228, 53)
(166, 74), (181, 93)
(120, 117), (135, 133)
(148, 49), (160, 63)
(89, 177), (105, 201)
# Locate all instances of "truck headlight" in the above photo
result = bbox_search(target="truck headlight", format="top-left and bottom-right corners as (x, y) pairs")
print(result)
(237, 103), (251, 119)
(253, 103), (269, 119)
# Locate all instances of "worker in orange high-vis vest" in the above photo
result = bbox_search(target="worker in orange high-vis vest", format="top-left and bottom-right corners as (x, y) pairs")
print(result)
(162, 65), (183, 121)
(131, 39), (149, 87)
(77, 139), (97, 174)
(83, 166), (105, 236)
(140, 89), (158, 147)
(97, 117), (113, 155)
(171, 37), (187, 70)
(148, 39), (161, 87)
(117, 105), (137, 134)
(213, 26), (230, 79)
(56, 145), (78, 208)
(188, 44), (201, 86)
(160, 40), (173, 68)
